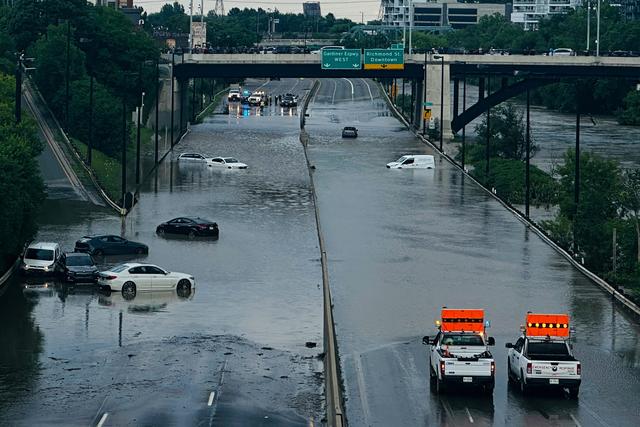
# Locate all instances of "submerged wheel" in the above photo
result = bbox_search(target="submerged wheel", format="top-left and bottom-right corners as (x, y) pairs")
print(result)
(188, 230), (196, 239)
(122, 281), (136, 300)
(568, 387), (579, 399)
(93, 249), (104, 256)
(176, 279), (192, 297)
(519, 371), (529, 395)
(507, 360), (515, 385)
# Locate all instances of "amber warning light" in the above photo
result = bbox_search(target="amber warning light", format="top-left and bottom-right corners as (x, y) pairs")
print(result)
(439, 309), (485, 333)
(525, 313), (570, 338)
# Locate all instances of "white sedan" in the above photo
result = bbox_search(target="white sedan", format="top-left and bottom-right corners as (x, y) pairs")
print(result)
(207, 157), (248, 169)
(98, 263), (195, 299)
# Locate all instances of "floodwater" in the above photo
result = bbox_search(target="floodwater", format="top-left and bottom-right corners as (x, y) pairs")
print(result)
(1, 78), (324, 425)
(305, 78), (640, 426)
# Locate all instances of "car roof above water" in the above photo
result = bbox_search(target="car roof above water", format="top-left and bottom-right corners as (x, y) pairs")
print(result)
(27, 242), (59, 250)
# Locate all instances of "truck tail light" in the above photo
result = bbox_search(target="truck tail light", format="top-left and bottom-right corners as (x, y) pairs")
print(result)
(440, 361), (445, 376)
(526, 362), (532, 375)
(576, 363), (581, 375)
(491, 361), (495, 376)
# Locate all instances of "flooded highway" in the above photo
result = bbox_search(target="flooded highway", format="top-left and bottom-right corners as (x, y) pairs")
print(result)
(305, 78), (640, 426)
(2, 73), (640, 427)
(0, 78), (324, 425)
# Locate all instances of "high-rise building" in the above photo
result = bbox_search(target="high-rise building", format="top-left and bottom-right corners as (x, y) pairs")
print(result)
(381, 1), (508, 29)
(511, 0), (582, 30)
(303, 2), (322, 17)
(619, 0), (640, 20)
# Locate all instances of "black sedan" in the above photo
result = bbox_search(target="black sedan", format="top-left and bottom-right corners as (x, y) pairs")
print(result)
(60, 252), (98, 283)
(156, 217), (219, 239)
(342, 126), (358, 138)
(74, 235), (149, 256)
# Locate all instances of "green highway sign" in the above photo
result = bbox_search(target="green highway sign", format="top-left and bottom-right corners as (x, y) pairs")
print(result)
(391, 43), (404, 49)
(364, 49), (404, 70)
(424, 102), (434, 107)
(321, 49), (362, 70)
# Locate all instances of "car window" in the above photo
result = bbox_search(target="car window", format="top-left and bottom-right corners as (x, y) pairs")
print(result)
(441, 334), (485, 346)
(527, 342), (570, 357)
(109, 236), (125, 243)
(403, 158), (414, 165)
(224, 158), (239, 163)
(65, 255), (93, 266)
(99, 237), (110, 242)
(25, 248), (54, 261)
(514, 337), (525, 353)
(147, 266), (166, 274)
(111, 264), (129, 272)
(128, 267), (143, 274)
(211, 158), (223, 163)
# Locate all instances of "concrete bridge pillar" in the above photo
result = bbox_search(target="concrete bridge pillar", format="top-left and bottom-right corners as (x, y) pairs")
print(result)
(426, 57), (453, 139)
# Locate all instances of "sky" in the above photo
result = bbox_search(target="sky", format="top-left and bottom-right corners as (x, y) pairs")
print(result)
(132, 1), (382, 22)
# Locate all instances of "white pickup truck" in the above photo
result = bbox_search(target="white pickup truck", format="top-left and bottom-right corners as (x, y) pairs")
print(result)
(506, 313), (581, 398)
(422, 309), (496, 394)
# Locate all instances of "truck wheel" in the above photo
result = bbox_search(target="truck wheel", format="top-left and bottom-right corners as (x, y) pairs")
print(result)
(519, 371), (529, 395)
(568, 387), (579, 399)
(435, 377), (446, 394)
(507, 360), (515, 385)
(483, 380), (495, 395)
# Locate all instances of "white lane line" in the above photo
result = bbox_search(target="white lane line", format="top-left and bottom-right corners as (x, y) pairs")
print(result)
(360, 78), (374, 102)
(577, 402), (610, 427)
(312, 80), (323, 105)
(342, 78), (355, 101)
(570, 413), (582, 427)
(207, 391), (216, 407)
(353, 353), (372, 426)
(465, 407), (474, 423)
(97, 412), (109, 427)
(331, 80), (338, 104)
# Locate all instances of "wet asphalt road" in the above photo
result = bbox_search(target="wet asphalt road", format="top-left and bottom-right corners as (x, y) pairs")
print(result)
(2, 75), (640, 426)
(305, 78), (640, 426)
(0, 78), (324, 426)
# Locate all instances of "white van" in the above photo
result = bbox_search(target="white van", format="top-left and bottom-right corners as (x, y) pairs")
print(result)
(386, 155), (435, 169)
(21, 242), (62, 275)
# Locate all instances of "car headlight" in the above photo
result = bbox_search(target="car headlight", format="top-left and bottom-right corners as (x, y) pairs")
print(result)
(43, 266), (49, 271)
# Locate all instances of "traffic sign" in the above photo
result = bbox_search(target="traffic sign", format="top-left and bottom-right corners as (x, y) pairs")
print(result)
(423, 108), (432, 120)
(321, 49), (362, 70)
(364, 49), (404, 70)
(391, 43), (404, 50)
(423, 102), (434, 107)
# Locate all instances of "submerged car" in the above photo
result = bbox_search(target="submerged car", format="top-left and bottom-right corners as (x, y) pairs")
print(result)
(178, 152), (209, 162)
(74, 235), (149, 257)
(21, 242), (62, 276)
(60, 252), (98, 283)
(98, 263), (195, 299)
(156, 217), (219, 238)
(207, 157), (248, 169)
(342, 126), (358, 138)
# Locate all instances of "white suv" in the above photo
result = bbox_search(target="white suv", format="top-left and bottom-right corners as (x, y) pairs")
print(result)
(21, 242), (62, 275)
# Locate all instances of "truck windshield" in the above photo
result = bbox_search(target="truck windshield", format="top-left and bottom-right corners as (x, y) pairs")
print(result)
(527, 342), (570, 358)
(442, 334), (484, 346)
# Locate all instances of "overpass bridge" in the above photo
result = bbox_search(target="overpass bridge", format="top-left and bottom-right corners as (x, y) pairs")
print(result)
(167, 53), (640, 137)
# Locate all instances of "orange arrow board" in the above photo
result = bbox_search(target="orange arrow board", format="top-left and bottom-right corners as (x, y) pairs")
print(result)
(525, 313), (570, 338)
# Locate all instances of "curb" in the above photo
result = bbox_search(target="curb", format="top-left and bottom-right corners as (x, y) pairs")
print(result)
(379, 82), (640, 318)
(0, 258), (20, 291)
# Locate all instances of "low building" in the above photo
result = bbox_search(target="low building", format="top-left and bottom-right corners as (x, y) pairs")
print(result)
(511, 0), (581, 31)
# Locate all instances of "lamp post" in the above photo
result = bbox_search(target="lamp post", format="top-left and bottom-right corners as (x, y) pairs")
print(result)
(433, 54), (445, 151)
(408, 0), (413, 55)
(596, 0), (601, 57)
(422, 51), (427, 135)
(155, 58), (159, 165)
(586, 0), (591, 52)
(65, 20), (71, 131)
(170, 52), (175, 148)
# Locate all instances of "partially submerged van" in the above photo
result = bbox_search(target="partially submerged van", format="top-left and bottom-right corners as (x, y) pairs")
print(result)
(386, 155), (435, 169)
(21, 242), (62, 275)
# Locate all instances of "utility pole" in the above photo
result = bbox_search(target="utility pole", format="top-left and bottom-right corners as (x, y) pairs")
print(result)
(596, 0), (601, 57)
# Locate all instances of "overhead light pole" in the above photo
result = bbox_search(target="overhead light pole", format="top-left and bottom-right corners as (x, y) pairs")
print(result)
(433, 54), (445, 151)
(586, 0), (591, 52)
(408, 0), (413, 55)
(596, 0), (601, 57)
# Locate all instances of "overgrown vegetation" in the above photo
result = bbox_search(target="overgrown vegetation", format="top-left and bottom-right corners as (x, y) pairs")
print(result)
(0, 73), (45, 271)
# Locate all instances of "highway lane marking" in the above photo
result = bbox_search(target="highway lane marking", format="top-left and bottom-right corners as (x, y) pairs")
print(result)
(331, 80), (338, 104)
(312, 80), (322, 106)
(440, 400), (459, 427)
(465, 407), (474, 423)
(353, 352), (372, 426)
(207, 391), (216, 407)
(97, 412), (109, 427)
(342, 78), (355, 101)
(570, 413), (582, 427)
(360, 78), (374, 102)
(576, 401), (611, 427)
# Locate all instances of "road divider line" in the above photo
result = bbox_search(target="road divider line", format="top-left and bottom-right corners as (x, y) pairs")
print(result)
(97, 412), (109, 427)
(353, 353), (371, 425)
(207, 391), (215, 407)
(341, 78), (355, 101)
(570, 413), (582, 427)
(331, 80), (337, 104)
(465, 407), (474, 423)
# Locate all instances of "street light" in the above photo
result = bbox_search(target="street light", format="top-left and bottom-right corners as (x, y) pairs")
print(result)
(433, 54), (445, 151)
(596, 0), (601, 57)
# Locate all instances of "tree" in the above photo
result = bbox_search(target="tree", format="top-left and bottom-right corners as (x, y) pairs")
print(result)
(0, 73), (45, 268)
(473, 102), (536, 161)
(618, 90), (640, 125)
(552, 150), (623, 272)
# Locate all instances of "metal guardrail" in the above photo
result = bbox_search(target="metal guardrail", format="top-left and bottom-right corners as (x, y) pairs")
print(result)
(381, 81), (640, 318)
(299, 80), (345, 427)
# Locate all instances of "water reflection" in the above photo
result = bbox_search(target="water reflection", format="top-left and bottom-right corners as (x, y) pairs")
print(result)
(0, 281), (44, 416)
(97, 289), (194, 315)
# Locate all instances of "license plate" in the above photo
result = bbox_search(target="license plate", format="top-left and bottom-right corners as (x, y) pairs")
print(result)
(209, 227), (213, 230)
(463, 377), (473, 383)
(549, 378), (559, 385)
